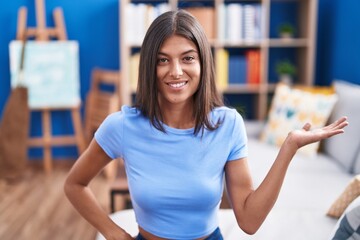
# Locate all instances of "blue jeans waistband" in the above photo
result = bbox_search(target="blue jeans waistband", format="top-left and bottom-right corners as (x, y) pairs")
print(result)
(135, 227), (223, 240)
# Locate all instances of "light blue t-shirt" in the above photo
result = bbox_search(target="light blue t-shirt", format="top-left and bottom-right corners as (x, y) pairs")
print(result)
(95, 105), (248, 239)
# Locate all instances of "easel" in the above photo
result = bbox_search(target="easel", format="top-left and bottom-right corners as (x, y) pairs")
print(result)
(16, 0), (86, 174)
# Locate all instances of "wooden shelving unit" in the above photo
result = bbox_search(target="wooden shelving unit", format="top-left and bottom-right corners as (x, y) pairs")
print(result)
(119, 0), (317, 120)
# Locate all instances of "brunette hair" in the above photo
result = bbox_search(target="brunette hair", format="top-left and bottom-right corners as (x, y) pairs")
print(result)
(134, 9), (223, 135)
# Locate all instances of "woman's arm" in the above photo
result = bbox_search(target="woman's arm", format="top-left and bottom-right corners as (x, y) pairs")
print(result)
(225, 117), (348, 235)
(64, 139), (134, 240)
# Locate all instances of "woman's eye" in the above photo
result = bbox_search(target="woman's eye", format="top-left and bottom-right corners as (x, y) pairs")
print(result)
(157, 58), (168, 64)
(183, 56), (195, 62)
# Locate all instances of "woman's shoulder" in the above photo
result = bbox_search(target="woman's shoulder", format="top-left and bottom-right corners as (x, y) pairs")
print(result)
(120, 105), (141, 115)
(212, 106), (242, 119)
(103, 105), (141, 122)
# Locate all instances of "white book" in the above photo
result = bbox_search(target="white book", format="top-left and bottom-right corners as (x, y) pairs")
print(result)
(217, 3), (226, 41)
(243, 4), (256, 41)
(255, 4), (263, 39)
(145, 5), (156, 30)
(125, 4), (136, 44)
(226, 4), (243, 42)
(127, 3), (145, 45)
(136, 4), (147, 45)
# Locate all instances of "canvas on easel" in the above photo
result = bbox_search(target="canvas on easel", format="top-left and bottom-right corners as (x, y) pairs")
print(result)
(10, 0), (86, 174)
(9, 41), (81, 109)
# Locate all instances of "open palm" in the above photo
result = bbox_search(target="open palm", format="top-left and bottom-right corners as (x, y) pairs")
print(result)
(288, 116), (348, 149)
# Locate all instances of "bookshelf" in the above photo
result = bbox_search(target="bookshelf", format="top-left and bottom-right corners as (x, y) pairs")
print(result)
(119, 0), (317, 120)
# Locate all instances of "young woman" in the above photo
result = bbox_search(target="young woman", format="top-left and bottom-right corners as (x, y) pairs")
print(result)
(64, 10), (348, 240)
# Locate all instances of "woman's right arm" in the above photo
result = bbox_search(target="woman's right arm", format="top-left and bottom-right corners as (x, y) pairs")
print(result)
(64, 139), (134, 240)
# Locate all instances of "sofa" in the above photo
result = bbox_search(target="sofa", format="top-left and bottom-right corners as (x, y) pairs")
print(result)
(97, 80), (360, 240)
(231, 121), (353, 239)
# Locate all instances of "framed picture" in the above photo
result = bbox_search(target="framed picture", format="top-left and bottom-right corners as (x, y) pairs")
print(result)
(9, 41), (80, 109)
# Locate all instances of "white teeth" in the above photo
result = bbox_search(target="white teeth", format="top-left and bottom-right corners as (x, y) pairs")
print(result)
(169, 82), (186, 88)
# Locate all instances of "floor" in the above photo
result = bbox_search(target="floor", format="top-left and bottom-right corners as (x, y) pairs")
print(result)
(0, 161), (123, 240)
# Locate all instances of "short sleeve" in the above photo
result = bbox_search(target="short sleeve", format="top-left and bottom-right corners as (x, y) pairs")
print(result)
(94, 111), (124, 159)
(227, 110), (248, 161)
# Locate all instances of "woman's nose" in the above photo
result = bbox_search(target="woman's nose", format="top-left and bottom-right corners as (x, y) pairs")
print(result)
(170, 61), (183, 79)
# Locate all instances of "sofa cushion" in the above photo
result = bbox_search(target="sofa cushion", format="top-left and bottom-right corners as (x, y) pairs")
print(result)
(248, 138), (352, 210)
(323, 80), (360, 173)
(245, 138), (352, 239)
(244, 120), (264, 139)
(327, 175), (360, 218)
(330, 196), (360, 240)
(260, 83), (337, 156)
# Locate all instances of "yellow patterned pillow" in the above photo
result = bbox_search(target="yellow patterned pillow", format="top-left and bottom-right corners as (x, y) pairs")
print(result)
(260, 83), (338, 156)
(327, 175), (360, 218)
(294, 85), (335, 95)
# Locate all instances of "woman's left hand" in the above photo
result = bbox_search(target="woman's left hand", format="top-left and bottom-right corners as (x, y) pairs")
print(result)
(286, 116), (348, 150)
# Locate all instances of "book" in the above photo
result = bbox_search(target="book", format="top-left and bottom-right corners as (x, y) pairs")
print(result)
(243, 4), (263, 41)
(243, 4), (256, 41)
(226, 3), (243, 42)
(126, 3), (170, 45)
(229, 53), (247, 84)
(129, 53), (140, 91)
(215, 48), (229, 91)
(184, 7), (215, 40)
(246, 50), (261, 84)
(217, 3), (226, 41)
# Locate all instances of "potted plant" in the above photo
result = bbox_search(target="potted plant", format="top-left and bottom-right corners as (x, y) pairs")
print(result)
(276, 60), (296, 84)
(278, 22), (295, 39)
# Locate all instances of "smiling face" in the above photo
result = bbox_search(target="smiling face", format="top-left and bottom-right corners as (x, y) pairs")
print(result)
(136, 10), (223, 134)
(156, 34), (201, 108)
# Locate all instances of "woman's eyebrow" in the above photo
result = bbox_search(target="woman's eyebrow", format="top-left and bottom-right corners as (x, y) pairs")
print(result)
(182, 49), (198, 54)
(157, 49), (198, 56)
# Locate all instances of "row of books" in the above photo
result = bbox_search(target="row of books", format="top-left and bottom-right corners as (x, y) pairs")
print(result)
(218, 3), (263, 42)
(216, 49), (261, 90)
(129, 49), (261, 92)
(125, 3), (170, 45)
(125, 3), (263, 44)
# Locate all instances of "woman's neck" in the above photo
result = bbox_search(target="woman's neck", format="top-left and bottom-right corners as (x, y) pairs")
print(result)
(160, 102), (195, 129)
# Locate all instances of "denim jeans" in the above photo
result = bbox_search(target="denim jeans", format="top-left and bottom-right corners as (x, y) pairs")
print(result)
(135, 227), (223, 240)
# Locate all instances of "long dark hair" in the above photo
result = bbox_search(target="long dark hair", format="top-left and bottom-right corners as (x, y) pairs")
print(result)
(135, 9), (223, 135)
